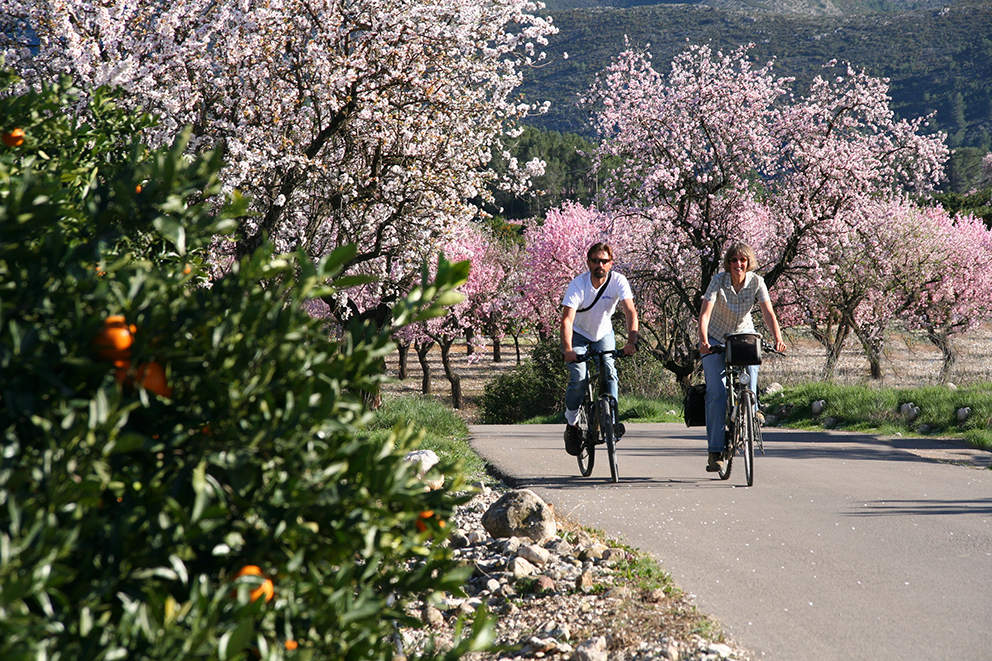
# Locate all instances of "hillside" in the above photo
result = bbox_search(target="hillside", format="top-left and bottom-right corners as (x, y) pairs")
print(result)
(542, 0), (953, 17)
(520, 0), (992, 150)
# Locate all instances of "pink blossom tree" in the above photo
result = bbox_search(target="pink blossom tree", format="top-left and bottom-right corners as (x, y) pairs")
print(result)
(518, 201), (619, 339)
(397, 222), (505, 408)
(898, 208), (992, 382)
(584, 43), (948, 383)
(1, 0), (554, 328)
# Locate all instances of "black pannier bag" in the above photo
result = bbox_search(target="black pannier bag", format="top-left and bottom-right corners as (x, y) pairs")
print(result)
(724, 332), (762, 366)
(682, 383), (707, 427)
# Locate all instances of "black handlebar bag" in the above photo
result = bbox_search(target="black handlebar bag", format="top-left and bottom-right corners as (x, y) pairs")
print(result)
(724, 332), (762, 366)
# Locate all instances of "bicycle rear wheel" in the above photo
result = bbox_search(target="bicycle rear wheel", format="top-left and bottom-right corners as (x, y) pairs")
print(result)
(576, 403), (595, 477)
(601, 398), (619, 483)
(741, 390), (757, 486)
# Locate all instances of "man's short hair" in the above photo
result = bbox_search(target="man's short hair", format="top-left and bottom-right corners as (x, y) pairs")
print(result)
(587, 242), (614, 261)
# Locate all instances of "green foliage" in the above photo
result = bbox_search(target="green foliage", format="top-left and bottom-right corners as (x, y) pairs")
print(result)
(1, 73), (491, 660)
(362, 395), (491, 484)
(482, 126), (600, 220)
(479, 339), (568, 424)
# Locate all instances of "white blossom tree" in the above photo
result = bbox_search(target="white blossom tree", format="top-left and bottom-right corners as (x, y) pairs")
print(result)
(1, 0), (554, 326)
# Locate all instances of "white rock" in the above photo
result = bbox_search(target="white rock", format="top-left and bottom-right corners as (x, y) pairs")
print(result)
(507, 556), (536, 577)
(957, 407), (971, 422)
(519, 544), (551, 566)
(811, 400), (826, 415)
(764, 382), (784, 396)
(403, 449), (444, 490)
(708, 642), (734, 658)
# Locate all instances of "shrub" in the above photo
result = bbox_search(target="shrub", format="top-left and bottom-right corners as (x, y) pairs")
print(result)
(1, 72), (490, 660)
(479, 338), (567, 423)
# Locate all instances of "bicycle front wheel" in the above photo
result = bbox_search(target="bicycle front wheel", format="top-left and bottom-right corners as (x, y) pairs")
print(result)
(601, 398), (619, 483)
(740, 389), (757, 487)
(576, 403), (595, 477)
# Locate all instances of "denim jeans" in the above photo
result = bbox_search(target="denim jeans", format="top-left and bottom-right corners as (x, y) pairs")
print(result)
(563, 331), (618, 424)
(701, 351), (759, 453)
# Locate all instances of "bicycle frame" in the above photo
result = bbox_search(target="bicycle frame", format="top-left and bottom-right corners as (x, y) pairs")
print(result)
(711, 339), (767, 487)
(574, 349), (624, 483)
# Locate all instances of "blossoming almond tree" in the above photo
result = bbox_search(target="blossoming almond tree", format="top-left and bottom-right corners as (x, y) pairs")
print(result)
(583, 43), (948, 383)
(898, 208), (992, 382)
(1, 0), (554, 325)
(518, 201), (618, 338)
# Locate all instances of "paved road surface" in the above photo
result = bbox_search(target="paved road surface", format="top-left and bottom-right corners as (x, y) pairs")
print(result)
(469, 423), (992, 661)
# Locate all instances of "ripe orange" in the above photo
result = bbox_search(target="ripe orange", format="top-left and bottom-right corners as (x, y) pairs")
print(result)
(235, 565), (275, 603)
(135, 362), (172, 398)
(2, 128), (25, 147)
(285, 640), (298, 651)
(416, 510), (435, 533)
(95, 316), (133, 362)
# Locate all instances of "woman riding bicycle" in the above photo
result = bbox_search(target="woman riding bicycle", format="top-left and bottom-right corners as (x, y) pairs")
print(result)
(561, 243), (639, 456)
(698, 242), (787, 474)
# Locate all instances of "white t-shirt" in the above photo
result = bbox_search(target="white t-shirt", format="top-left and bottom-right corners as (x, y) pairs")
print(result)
(562, 271), (634, 342)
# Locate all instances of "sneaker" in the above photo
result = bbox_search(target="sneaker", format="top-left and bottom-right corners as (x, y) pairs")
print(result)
(614, 422), (626, 441)
(706, 451), (724, 473)
(564, 424), (582, 456)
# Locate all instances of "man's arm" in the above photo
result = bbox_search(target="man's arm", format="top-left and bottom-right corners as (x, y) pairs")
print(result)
(620, 298), (638, 355)
(561, 306), (578, 362)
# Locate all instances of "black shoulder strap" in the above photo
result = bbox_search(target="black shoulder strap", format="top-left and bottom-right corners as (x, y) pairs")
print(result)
(576, 272), (612, 313)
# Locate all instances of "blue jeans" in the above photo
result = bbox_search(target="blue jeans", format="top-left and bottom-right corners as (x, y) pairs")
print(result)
(702, 351), (759, 453)
(564, 331), (618, 423)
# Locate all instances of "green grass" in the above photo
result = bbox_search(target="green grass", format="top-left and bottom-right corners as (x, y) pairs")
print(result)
(762, 382), (992, 450)
(360, 394), (492, 484)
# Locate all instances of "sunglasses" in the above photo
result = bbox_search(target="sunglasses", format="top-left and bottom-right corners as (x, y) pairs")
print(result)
(589, 258), (612, 265)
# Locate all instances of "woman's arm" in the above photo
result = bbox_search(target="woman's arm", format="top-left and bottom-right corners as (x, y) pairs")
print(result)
(759, 300), (787, 353)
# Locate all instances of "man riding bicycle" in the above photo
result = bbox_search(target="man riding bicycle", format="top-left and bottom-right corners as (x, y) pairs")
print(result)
(561, 243), (639, 456)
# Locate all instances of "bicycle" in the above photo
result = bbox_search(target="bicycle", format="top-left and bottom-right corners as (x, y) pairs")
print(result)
(573, 349), (628, 483)
(710, 333), (783, 487)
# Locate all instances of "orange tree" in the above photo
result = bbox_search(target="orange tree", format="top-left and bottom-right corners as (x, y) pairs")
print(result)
(0, 70), (490, 660)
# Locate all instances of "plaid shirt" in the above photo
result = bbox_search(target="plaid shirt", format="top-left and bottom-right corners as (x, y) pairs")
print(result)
(702, 271), (770, 344)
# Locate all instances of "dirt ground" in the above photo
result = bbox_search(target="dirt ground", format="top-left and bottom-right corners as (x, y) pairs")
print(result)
(382, 324), (992, 423)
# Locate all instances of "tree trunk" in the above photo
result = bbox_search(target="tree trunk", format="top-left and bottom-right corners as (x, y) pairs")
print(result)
(810, 312), (850, 382)
(852, 322), (886, 381)
(492, 336), (502, 363)
(415, 340), (435, 395)
(465, 329), (475, 356)
(928, 330), (958, 384)
(512, 332), (523, 365)
(439, 337), (462, 409)
(397, 342), (410, 380)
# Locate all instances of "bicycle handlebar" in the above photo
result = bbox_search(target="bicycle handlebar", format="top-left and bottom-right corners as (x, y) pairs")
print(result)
(574, 349), (631, 363)
(709, 339), (785, 356)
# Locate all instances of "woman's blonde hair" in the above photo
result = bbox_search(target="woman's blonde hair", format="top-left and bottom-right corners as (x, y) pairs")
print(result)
(723, 242), (758, 272)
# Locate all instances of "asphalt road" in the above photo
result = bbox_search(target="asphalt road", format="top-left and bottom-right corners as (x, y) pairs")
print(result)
(468, 423), (992, 661)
